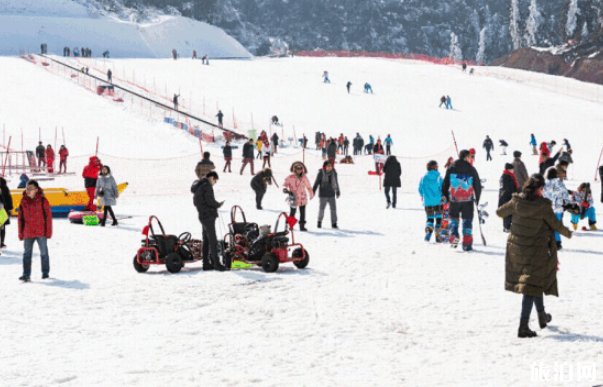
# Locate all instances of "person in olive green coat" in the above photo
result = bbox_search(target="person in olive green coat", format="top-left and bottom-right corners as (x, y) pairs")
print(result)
(496, 173), (572, 338)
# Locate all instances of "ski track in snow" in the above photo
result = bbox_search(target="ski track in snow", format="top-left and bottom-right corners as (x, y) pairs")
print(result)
(0, 56), (602, 386)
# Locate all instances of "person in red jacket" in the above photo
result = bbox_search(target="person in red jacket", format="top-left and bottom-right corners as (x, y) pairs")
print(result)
(45, 145), (55, 174)
(18, 180), (52, 281)
(58, 145), (69, 173)
(82, 156), (102, 211)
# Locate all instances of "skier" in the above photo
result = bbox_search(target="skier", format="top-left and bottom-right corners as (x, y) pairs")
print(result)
(483, 136), (494, 161)
(322, 71), (330, 83)
(58, 145), (69, 174)
(45, 145), (55, 174)
(327, 139), (337, 167)
(191, 171), (226, 271)
(499, 139), (508, 155)
(496, 174), (572, 338)
(313, 161), (340, 229)
(222, 142), (232, 173)
(240, 139), (255, 175)
(35, 141), (45, 168)
(96, 166), (119, 227)
(439, 95), (447, 108)
(82, 156), (102, 212)
(107, 69), (112, 83)
(419, 160), (444, 241)
(251, 168), (273, 210)
(570, 183), (597, 231)
(364, 82), (373, 93)
(530, 134), (538, 155)
(446, 95), (453, 110)
(499, 163), (520, 232)
(512, 151), (529, 189)
(441, 149), (482, 251)
(384, 134), (393, 156)
(173, 94), (180, 111)
(283, 161), (314, 232)
(216, 110), (224, 128)
(195, 152), (215, 178)
(346, 81), (352, 94)
(383, 156), (402, 209)
(543, 168), (574, 250)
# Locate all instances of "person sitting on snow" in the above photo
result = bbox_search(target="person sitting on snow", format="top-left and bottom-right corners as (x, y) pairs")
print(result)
(570, 183), (597, 231)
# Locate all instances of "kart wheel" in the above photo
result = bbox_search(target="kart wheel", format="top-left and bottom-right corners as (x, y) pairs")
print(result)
(261, 253), (279, 273)
(292, 248), (310, 269)
(166, 252), (183, 273)
(133, 255), (150, 273)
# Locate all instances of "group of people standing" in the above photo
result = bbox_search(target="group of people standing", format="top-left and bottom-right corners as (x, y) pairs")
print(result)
(35, 142), (69, 174)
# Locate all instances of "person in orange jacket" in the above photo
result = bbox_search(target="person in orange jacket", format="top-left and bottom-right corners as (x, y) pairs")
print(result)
(58, 145), (69, 173)
(45, 145), (55, 174)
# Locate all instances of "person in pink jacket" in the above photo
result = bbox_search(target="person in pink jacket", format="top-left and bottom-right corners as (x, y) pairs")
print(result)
(283, 161), (313, 231)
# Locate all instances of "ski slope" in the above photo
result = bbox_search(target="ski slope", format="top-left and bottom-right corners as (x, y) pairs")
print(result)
(1, 55), (603, 387)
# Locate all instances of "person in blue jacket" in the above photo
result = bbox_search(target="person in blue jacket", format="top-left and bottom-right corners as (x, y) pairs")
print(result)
(530, 134), (537, 155)
(418, 160), (444, 242)
(384, 134), (393, 155)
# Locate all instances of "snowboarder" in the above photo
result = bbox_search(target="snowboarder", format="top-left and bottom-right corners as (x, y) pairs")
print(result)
(35, 142), (46, 168)
(543, 168), (574, 250)
(82, 156), (102, 212)
(512, 151), (529, 189)
(530, 134), (538, 155)
(17, 180), (53, 282)
(499, 139), (508, 155)
(419, 160), (444, 241)
(223, 142), (232, 173)
(499, 163), (520, 232)
(384, 134), (393, 156)
(241, 139), (255, 175)
(441, 150), (482, 251)
(496, 174), (572, 338)
(96, 166), (119, 227)
(107, 69), (112, 83)
(283, 161), (314, 232)
(346, 81), (352, 94)
(446, 95), (453, 109)
(483, 136), (494, 161)
(251, 168), (273, 210)
(313, 161), (340, 229)
(216, 110), (224, 128)
(191, 171), (226, 271)
(364, 82), (373, 93)
(439, 95), (447, 108)
(173, 94), (180, 111)
(570, 183), (597, 231)
(383, 156), (402, 209)
(58, 145), (69, 174)
(323, 71), (330, 83)
(195, 152), (216, 178)
(45, 145), (55, 174)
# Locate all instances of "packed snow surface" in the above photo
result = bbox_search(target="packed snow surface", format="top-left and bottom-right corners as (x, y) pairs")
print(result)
(1, 55), (603, 387)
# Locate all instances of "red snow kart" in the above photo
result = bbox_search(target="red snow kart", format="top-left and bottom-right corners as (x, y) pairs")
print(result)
(222, 206), (309, 272)
(134, 216), (202, 274)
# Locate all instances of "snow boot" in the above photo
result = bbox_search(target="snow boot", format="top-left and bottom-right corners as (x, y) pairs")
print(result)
(537, 310), (552, 329)
(213, 261), (227, 272)
(18, 275), (30, 282)
(317, 221), (322, 229)
(425, 226), (433, 242)
(590, 223), (598, 231)
(449, 235), (460, 248)
(332, 223), (338, 229)
(556, 241), (563, 250)
(299, 222), (307, 232)
(42, 273), (49, 279)
(386, 202), (391, 209)
(202, 258), (214, 271)
(518, 319), (537, 338)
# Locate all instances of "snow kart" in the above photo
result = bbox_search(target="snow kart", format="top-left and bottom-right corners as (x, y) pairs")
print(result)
(134, 216), (202, 274)
(222, 206), (309, 273)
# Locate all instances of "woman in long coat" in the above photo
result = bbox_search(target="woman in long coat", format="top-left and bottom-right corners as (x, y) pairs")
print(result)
(496, 174), (572, 338)
(96, 165), (119, 226)
(382, 156), (401, 208)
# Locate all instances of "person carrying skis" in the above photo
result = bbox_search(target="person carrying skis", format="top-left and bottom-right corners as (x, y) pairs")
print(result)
(383, 156), (402, 209)
(216, 110), (224, 128)
(419, 160), (444, 242)
(530, 134), (538, 155)
(512, 151), (529, 189)
(570, 183), (597, 231)
(251, 168), (273, 210)
(82, 156), (102, 212)
(241, 139), (255, 175)
(384, 134), (393, 155)
(346, 81), (352, 94)
(441, 149), (482, 251)
(223, 142), (232, 173)
(499, 139), (509, 155)
(45, 145), (55, 174)
(58, 145), (69, 173)
(543, 168), (575, 250)
(195, 152), (215, 178)
(499, 163), (520, 232)
(313, 161), (340, 229)
(36, 142), (46, 168)
(483, 136), (494, 161)
(496, 174), (572, 338)
(283, 161), (313, 232)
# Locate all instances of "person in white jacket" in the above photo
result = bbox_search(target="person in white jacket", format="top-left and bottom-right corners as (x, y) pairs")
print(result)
(543, 167), (574, 249)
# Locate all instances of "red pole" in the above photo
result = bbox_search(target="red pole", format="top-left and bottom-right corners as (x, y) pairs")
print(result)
(2, 137), (12, 177)
(451, 130), (459, 157)
(595, 143), (603, 181)
(199, 135), (204, 155)
(95, 137), (99, 156)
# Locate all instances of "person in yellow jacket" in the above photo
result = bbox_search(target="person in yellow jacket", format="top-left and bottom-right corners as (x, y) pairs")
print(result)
(256, 139), (263, 159)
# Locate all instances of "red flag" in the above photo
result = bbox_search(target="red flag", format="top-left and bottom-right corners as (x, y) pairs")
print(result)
(286, 216), (298, 229)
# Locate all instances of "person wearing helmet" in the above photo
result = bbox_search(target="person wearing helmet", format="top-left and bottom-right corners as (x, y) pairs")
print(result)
(419, 160), (444, 242)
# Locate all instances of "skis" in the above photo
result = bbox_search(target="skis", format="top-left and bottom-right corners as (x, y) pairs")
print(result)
(475, 201), (488, 246)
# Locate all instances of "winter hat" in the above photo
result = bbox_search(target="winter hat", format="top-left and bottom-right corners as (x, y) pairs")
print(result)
(558, 160), (569, 167)
(469, 148), (476, 155)
(323, 160), (333, 169)
(513, 151), (522, 157)
(290, 161), (308, 174)
(505, 163), (514, 170)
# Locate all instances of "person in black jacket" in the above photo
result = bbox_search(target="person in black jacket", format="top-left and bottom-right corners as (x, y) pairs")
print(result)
(441, 149), (482, 251)
(483, 136), (494, 161)
(539, 149), (562, 175)
(357, 136), (364, 156)
(107, 69), (112, 83)
(240, 139), (255, 175)
(499, 163), (520, 232)
(271, 133), (279, 154)
(191, 171), (225, 271)
(343, 137), (350, 156)
(173, 94), (179, 110)
(313, 161), (340, 229)
(0, 177), (14, 249)
(223, 142), (232, 173)
(36, 142), (46, 168)
(346, 81), (352, 94)
(327, 139), (337, 166)
(216, 110), (224, 127)
(251, 168), (272, 210)
(383, 156), (402, 208)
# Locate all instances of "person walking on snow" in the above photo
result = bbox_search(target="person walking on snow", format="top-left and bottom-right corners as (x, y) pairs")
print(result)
(223, 142), (232, 173)
(18, 180), (52, 281)
(313, 161), (340, 229)
(383, 156), (402, 209)
(384, 134), (393, 156)
(241, 139), (255, 175)
(322, 71), (330, 83)
(36, 142), (46, 168)
(96, 165), (119, 227)
(283, 161), (314, 232)
(346, 81), (352, 94)
(499, 139), (509, 155)
(82, 156), (102, 212)
(58, 145), (69, 173)
(441, 149), (482, 251)
(499, 163), (521, 232)
(216, 110), (224, 128)
(195, 152), (215, 178)
(419, 160), (444, 242)
(251, 168), (273, 210)
(496, 174), (572, 338)
(45, 145), (55, 174)
(530, 134), (538, 155)
(483, 136), (494, 161)
(512, 151), (529, 189)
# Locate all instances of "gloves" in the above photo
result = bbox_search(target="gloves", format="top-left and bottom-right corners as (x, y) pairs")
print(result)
(562, 202), (580, 215)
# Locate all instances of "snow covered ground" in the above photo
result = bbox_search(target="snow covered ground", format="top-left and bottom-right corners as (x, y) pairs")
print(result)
(1, 55), (603, 386)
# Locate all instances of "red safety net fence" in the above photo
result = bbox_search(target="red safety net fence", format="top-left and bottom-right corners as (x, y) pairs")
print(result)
(293, 50), (478, 66)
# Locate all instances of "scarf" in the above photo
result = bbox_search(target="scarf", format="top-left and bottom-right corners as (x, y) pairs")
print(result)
(503, 170), (518, 189)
